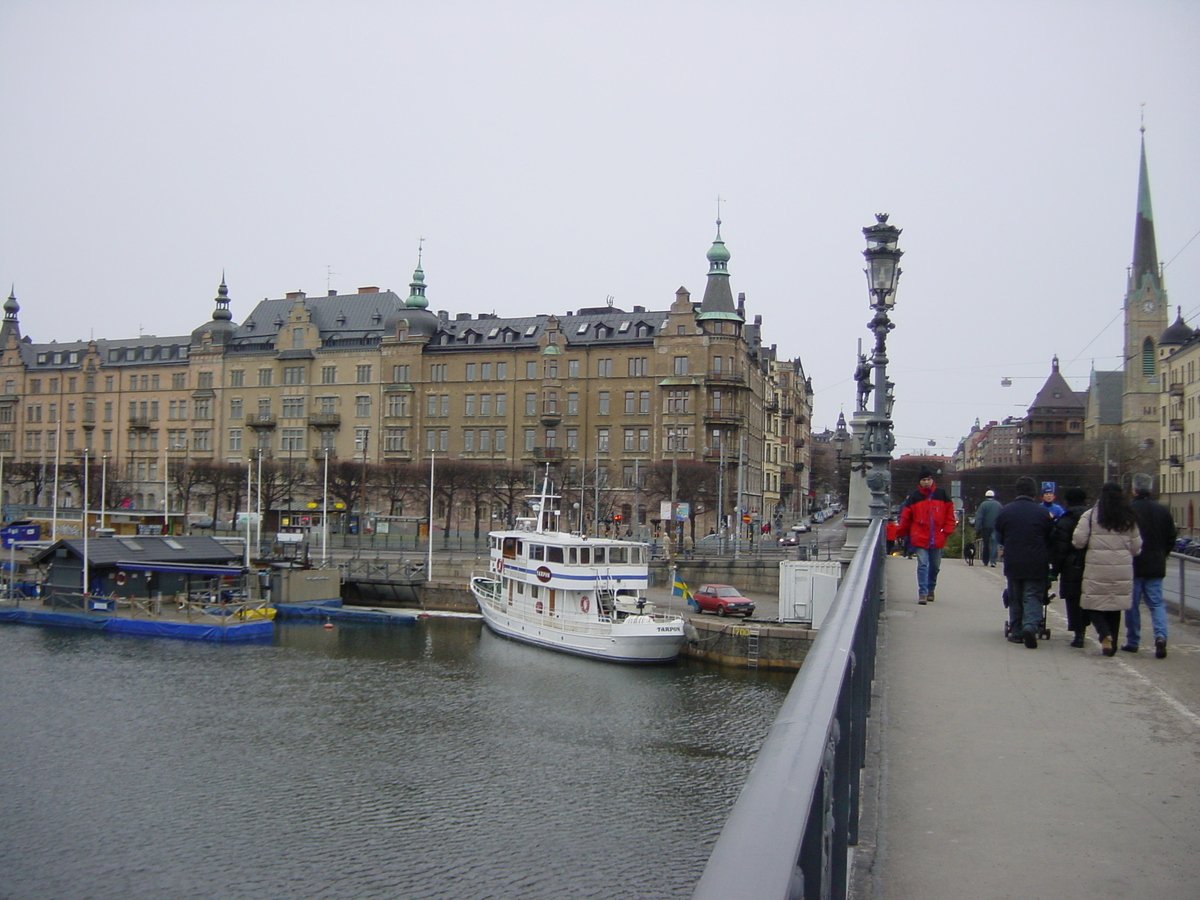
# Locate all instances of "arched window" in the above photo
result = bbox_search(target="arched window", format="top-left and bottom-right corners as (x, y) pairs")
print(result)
(1143, 338), (1156, 377)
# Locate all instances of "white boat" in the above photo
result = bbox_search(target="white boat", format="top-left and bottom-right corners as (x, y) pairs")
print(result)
(470, 482), (686, 664)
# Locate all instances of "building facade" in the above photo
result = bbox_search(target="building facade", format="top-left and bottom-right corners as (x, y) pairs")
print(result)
(0, 227), (813, 536)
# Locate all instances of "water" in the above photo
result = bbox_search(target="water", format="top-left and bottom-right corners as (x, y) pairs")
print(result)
(0, 618), (791, 900)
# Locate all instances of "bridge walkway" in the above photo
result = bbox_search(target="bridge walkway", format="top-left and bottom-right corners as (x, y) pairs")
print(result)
(858, 554), (1200, 900)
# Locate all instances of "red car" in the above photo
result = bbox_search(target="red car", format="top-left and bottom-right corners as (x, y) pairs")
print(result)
(693, 584), (755, 618)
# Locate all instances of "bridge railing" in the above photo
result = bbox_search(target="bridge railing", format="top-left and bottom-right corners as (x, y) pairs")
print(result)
(691, 518), (884, 900)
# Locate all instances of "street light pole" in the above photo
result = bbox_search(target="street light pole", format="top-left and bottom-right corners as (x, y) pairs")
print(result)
(844, 213), (903, 559)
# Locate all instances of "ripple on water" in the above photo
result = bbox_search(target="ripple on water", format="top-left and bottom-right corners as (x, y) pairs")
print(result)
(0, 620), (791, 899)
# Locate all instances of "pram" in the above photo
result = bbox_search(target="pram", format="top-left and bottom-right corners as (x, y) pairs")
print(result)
(1002, 586), (1053, 640)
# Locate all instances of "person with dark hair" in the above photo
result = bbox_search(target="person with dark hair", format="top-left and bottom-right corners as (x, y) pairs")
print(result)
(995, 475), (1054, 648)
(1125, 473), (1175, 658)
(1072, 481), (1143, 657)
(896, 466), (956, 605)
(1050, 487), (1090, 647)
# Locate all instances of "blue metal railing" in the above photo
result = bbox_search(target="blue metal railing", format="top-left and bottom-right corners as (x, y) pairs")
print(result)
(691, 518), (884, 900)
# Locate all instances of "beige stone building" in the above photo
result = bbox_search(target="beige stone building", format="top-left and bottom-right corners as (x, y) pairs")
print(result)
(0, 227), (812, 535)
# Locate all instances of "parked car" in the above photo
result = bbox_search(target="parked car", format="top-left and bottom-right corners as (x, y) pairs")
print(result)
(790, 521), (811, 534)
(693, 584), (755, 618)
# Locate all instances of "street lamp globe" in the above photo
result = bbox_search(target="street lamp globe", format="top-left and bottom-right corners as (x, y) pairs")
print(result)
(862, 213), (903, 307)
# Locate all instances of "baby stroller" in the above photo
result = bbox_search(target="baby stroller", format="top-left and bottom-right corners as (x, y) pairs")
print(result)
(1002, 586), (1053, 640)
(963, 540), (976, 566)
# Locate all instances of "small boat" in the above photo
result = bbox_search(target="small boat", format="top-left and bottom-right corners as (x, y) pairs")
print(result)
(471, 479), (686, 664)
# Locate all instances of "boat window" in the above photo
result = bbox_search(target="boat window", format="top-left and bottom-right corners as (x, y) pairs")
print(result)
(517, 581), (524, 594)
(547, 547), (564, 563)
(531, 585), (539, 598)
(503, 537), (518, 559)
(629, 547), (641, 564)
(579, 547), (590, 565)
(568, 548), (577, 564)
(530, 544), (545, 561)
(609, 547), (626, 564)
(593, 547), (605, 564)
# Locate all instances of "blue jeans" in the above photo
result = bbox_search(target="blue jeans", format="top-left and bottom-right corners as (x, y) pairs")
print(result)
(915, 547), (942, 596)
(979, 528), (999, 566)
(1007, 578), (1048, 634)
(1126, 577), (1168, 646)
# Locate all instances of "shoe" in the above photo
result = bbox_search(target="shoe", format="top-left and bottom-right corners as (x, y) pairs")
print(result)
(1155, 639), (1167, 659)
(1007, 633), (1025, 643)
(917, 595), (927, 605)
(1070, 633), (1085, 648)
(1120, 644), (1139, 653)
(1101, 636), (1115, 657)
(1023, 627), (1038, 649)
(927, 591), (935, 602)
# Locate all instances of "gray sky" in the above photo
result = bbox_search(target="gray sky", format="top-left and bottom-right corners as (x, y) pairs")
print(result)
(2, 0), (1197, 457)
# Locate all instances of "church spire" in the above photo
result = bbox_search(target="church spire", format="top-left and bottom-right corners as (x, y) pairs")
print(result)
(1130, 127), (1161, 294)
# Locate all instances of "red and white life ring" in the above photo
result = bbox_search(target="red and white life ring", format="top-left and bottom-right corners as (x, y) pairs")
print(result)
(496, 558), (505, 573)
(115, 571), (128, 586)
(535, 600), (544, 614)
(580, 596), (590, 614)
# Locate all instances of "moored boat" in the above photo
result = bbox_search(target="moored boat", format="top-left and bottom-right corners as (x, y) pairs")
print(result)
(470, 483), (686, 664)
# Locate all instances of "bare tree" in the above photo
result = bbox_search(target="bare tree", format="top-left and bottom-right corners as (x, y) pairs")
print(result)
(644, 459), (719, 538)
(376, 461), (427, 517)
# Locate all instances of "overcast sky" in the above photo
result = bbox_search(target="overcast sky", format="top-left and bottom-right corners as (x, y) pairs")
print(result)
(1, 1), (1197, 457)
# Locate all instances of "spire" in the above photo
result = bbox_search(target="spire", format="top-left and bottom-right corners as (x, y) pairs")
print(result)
(405, 244), (429, 310)
(1, 285), (20, 342)
(697, 217), (742, 322)
(1131, 128), (1161, 294)
(212, 272), (232, 321)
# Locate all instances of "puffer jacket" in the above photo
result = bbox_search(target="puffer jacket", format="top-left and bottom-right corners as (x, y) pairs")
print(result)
(1072, 508), (1143, 612)
(897, 483), (956, 551)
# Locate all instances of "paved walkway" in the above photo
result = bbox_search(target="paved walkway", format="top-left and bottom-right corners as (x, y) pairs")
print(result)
(863, 554), (1200, 900)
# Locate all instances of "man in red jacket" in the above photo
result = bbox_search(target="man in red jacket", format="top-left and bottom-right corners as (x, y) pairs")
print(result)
(897, 467), (957, 605)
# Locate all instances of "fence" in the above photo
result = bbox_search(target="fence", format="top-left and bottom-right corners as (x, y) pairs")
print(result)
(691, 518), (883, 900)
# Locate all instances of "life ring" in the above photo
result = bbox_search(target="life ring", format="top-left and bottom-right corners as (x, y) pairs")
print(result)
(115, 571), (127, 586)
(497, 558), (504, 573)
(535, 600), (544, 614)
(580, 596), (590, 614)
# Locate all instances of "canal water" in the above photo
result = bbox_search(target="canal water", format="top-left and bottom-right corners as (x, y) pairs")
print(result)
(0, 617), (792, 900)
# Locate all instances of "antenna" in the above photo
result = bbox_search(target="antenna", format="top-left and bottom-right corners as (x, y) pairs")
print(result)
(418, 236), (425, 264)
(325, 265), (340, 292)
(605, 295), (614, 307)
(715, 194), (725, 231)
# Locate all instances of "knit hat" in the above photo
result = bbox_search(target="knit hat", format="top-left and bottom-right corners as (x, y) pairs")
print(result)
(918, 466), (935, 480)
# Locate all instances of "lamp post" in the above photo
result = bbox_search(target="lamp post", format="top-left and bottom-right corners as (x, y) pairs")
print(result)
(843, 213), (902, 558)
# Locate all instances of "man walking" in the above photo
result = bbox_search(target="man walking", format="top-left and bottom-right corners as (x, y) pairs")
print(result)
(1124, 473), (1176, 658)
(897, 467), (956, 605)
(974, 489), (1002, 567)
(995, 476), (1054, 648)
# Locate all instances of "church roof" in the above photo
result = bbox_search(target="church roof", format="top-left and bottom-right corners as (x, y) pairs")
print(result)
(1028, 357), (1086, 413)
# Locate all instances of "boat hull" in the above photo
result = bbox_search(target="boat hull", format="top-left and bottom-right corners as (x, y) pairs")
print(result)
(471, 577), (684, 664)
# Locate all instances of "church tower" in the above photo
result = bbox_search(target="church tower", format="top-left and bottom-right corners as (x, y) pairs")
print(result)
(1122, 127), (1169, 448)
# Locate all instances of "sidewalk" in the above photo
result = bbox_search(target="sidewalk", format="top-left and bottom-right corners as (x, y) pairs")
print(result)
(866, 554), (1200, 900)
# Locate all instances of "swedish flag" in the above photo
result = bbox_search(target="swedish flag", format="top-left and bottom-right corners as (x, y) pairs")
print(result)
(672, 575), (697, 611)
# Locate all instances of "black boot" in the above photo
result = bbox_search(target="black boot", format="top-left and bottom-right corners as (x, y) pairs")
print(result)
(1070, 631), (1084, 648)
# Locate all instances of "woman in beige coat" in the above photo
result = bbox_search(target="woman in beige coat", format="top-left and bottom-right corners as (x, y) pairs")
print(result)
(1072, 482), (1143, 656)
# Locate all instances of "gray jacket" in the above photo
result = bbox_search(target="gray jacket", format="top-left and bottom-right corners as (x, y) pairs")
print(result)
(974, 498), (1002, 532)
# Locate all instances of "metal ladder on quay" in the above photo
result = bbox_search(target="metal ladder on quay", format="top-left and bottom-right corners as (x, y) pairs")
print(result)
(745, 624), (760, 669)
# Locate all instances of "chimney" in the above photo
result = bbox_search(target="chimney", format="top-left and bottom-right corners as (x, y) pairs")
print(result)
(327, 290), (337, 296)
(358, 286), (380, 294)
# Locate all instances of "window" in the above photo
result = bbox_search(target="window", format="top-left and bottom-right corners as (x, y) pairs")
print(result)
(322, 366), (337, 384)
(392, 364), (410, 382)
(194, 398), (212, 420)
(197, 371), (214, 389)
(229, 429), (242, 452)
(319, 396), (337, 415)
(494, 429), (506, 452)
(104, 401), (113, 422)
(525, 393), (537, 416)
(625, 391), (637, 414)
(544, 429), (557, 448)
(638, 428), (649, 451)
(258, 398), (271, 419)
(624, 428), (635, 451)
(104, 376), (114, 391)
(282, 397), (305, 418)
(173, 373), (187, 389)
(598, 428), (609, 452)
(566, 428), (578, 451)
(674, 356), (689, 375)
(66, 402), (76, 422)
(545, 360), (558, 379)
(525, 429), (536, 451)
(526, 361), (537, 379)
(495, 393), (507, 415)
(667, 390), (689, 413)
(496, 362), (508, 379)
(464, 394), (476, 416)
(430, 364), (447, 382)
(466, 363), (477, 381)
(667, 426), (690, 451)
(628, 358), (647, 377)
(440, 394), (450, 417)
(464, 429), (475, 452)
(567, 392), (578, 415)
(712, 356), (723, 373)
(639, 391), (650, 414)
(427, 394), (438, 417)
(480, 394), (492, 416)
(544, 391), (557, 413)
(280, 428), (305, 452)
(1143, 338), (1155, 377)
(387, 394), (409, 417)
(598, 391), (610, 415)
(568, 359), (579, 378)
(481, 362), (492, 381)
(479, 429), (491, 452)
(356, 365), (373, 384)
(597, 358), (612, 377)
(356, 395), (371, 417)
(283, 366), (305, 385)
(258, 369), (273, 386)
(355, 427), (371, 453)
(193, 429), (212, 451)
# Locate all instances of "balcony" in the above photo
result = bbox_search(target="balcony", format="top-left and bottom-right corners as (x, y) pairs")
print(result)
(764, 399), (779, 413)
(1170, 382), (1185, 397)
(533, 447), (564, 461)
(1169, 454), (1182, 468)
(307, 413), (341, 428)
(794, 438), (806, 449)
(311, 448), (338, 460)
(127, 417), (152, 430)
(704, 408), (745, 426)
(705, 372), (746, 386)
(1169, 418), (1184, 433)
(247, 415), (277, 429)
(381, 448), (412, 460)
(781, 407), (795, 417)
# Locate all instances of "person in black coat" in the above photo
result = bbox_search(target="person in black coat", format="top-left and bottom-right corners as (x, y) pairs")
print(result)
(1050, 487), (1089, 648)
(1125, 473), (1177, 658)
(994, 475), (1055, 648)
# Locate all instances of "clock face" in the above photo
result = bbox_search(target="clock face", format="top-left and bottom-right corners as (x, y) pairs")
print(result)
(1143, 299), (1156, 313)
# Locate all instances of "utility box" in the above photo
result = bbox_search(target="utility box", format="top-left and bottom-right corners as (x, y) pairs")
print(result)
(779, 560), (843, 627)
